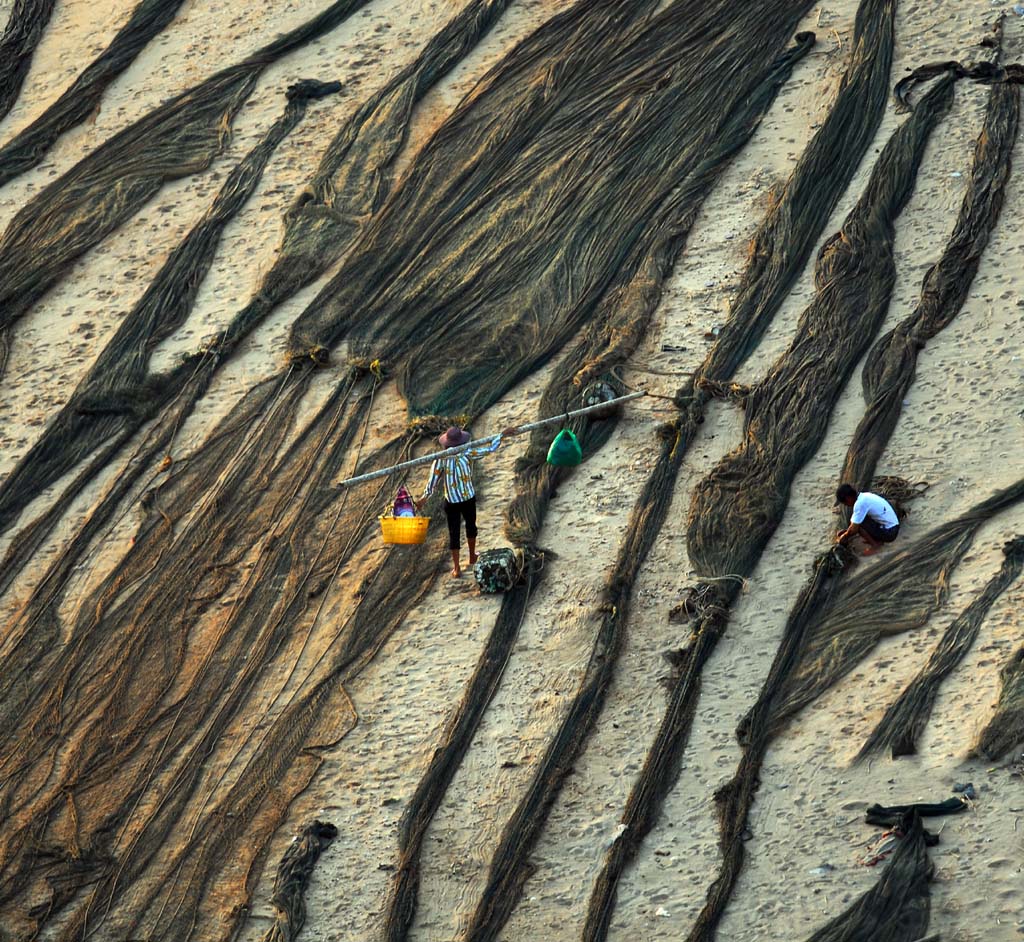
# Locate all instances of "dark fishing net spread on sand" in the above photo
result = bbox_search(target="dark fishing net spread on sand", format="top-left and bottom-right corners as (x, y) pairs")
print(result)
(0, 0), (188, 188)
(0, 0), (373, 378)
(0, 0), (57, 123)
(0, 1), (1019, 939)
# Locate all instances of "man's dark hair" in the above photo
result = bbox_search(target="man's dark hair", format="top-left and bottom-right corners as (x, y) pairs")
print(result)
(835, 483), (859, 504)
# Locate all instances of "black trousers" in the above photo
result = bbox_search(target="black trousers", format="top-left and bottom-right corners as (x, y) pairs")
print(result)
(861, 516), (899, 543)
(444, 498), (477, 550)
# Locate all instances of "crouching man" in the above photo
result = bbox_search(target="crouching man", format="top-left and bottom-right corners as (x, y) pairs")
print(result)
(835, 483), (900, 555)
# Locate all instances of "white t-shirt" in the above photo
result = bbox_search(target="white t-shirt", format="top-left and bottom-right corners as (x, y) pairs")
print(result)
(851, 491), (899, 529)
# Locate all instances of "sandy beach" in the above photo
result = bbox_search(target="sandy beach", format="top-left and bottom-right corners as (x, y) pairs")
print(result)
(0, 1), (1021, 940)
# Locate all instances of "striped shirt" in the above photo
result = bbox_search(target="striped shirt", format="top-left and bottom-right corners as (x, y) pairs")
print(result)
(422, 434), (502, 504)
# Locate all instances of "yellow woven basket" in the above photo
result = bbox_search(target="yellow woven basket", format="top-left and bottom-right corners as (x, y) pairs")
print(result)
(379, 515), (430, 545)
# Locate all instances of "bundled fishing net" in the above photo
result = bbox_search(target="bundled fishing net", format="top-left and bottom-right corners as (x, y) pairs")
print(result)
(260, 821), (338, 942)
(803, 814), (932, 942)
(473, 548), (527, 594)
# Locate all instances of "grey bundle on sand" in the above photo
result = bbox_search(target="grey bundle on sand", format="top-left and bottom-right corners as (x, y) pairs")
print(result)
(473, 548), (527, 593)
(260, 821), (338, 942)
(860, 536), (1024, 759)
(0, 0), (188, 187)
(864, 798), (966, 827)
(0, 0), (57, 122)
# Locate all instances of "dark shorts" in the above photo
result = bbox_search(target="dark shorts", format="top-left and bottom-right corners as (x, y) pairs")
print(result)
(444, 498), (477, 550)
(861, 516), (899, 543)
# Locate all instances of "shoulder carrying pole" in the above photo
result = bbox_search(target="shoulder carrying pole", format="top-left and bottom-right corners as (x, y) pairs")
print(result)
(334, 390), (646, 489)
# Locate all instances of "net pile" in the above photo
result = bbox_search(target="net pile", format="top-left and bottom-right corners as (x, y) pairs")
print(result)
(260, 821), (338, 942)
(473, 548), (526, 594)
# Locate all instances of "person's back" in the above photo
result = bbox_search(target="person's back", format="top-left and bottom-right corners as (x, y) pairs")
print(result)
(851, 490), (899, 530)
(419, 424), (518, 577)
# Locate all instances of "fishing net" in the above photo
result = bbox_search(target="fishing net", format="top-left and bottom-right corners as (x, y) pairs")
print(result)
(259, 821), (338, 942)
(0, 0), (512, 595)
(586, 51), (949, 942)
(860, 536), (1024, 759)
(0, 0), (372, 378)
(802, 814), (931, 942)
(5, 0), (1017, 938)
(0, 0), (56, 122)
(473, 548), (527, 594)
(614, 27), (1021, 940)
(378, 6), (823, 938)
(0, 0), (816, 935)
(0, 0), (187, 187)
(976, 644), (1024, 760)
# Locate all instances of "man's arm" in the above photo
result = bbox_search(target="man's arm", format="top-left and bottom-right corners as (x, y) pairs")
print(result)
(465, 427), (518, 459)
(836, 521), (862, 545)
(420, 460), (442, 504)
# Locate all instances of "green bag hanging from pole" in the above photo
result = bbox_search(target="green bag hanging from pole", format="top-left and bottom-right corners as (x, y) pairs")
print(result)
(546, 428), (583, 467)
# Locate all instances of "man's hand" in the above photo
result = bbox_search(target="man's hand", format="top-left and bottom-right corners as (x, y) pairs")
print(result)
(500, 426), (519, 438)
(415, 498), (426, 510)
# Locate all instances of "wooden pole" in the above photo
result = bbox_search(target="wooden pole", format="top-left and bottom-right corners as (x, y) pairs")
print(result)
(334, 390), (646, 489)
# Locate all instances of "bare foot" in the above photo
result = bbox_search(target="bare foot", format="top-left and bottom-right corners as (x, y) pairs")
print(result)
(468, 552), (478, 567)
(861, 545), (881, 556)
(451, 567), (462, 578)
